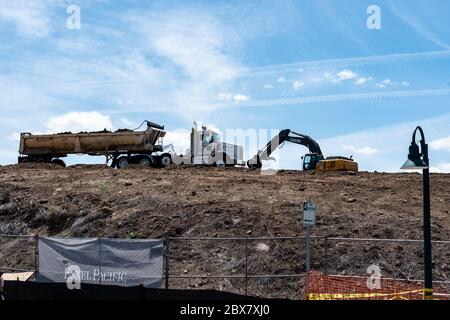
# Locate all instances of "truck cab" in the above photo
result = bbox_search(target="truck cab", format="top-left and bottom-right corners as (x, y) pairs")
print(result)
(190, 123), (243, 167)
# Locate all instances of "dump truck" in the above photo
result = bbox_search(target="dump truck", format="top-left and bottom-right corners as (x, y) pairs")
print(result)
(18, 120), (172, 169)
(169, 122), (244, 167)
(247, 129), (358, 172)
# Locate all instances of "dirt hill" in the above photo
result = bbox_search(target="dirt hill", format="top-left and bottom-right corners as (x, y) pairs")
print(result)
(0, 164), (449, 298)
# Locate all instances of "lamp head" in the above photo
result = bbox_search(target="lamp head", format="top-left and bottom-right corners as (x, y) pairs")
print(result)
(401, 141), (428, 170)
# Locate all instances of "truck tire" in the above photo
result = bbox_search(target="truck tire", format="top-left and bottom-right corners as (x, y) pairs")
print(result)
(247, 160), (262, 170)
(214, 153), (231, 167)
(51, 159), (66, 167)
(19, 157), (30, 164)
(117, 156), (129, 169)
(158, 153), (171, 167)
(215, 159), (225, 167)
(139, 156), (153, 167)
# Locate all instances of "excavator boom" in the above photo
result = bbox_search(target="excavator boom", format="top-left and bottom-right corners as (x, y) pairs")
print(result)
(247, 129), (322, 169)
(247, 129), (358, 172)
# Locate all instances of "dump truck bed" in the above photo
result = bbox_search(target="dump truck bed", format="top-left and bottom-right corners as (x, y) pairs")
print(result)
(19, 127), (166, 157)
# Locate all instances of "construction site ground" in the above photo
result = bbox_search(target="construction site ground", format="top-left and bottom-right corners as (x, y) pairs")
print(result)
(0, 163), (449, 299)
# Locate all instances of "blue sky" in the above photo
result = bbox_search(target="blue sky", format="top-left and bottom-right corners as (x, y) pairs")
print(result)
(1, 0), (450, 171)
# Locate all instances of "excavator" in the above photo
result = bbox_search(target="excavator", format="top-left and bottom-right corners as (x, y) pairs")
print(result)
(247, 129), (358, 172)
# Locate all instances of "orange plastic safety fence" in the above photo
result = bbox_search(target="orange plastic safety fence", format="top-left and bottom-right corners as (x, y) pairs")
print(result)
(307, 271), (450, 300)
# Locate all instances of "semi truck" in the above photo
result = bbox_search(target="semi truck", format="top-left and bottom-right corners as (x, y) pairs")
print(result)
(169, 122), (244, 167)
(18, 120), (172, 169)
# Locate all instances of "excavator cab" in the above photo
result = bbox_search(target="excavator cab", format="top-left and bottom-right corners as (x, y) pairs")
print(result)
(302, 153), (324, 171)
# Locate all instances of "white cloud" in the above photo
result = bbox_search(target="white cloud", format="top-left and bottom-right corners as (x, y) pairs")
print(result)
(313, 112), (450, 172)
(117, 99), (135, 106)
(334, 69), (358, 82)
(430, 163), (450, 173)
(277, 77), (286, 83)
(216, 88), (450, 110)
(119, 117), (133, 127)
(135, 9), (241, 84)
(342, 145), (379, 156)
(46, 112), (114, 133)
(8, 132), (21, 142)
(322, 69), (359, 83)
(0, 77), (57, 111)
(390, 3), (450, 50)
(292, 81), (305, 91)
(263, 84), (273, 89)
(233, 94), (249, 103)
(0, 0), (51, 37)
(217, 93), (249, 103)
(374, 78), (410, 89)
(218, 92), (232, 101)
(323, 72), (333, 80)
(117, 8), (244, 118)
(431, 136), (450, 151)
(354, 77), (373, 85)
(164, 129), (191, 154)
(0, 147), (20, 165)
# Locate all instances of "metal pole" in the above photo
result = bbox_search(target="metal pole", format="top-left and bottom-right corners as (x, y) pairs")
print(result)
(422, 167), (433, 299)
(305, 225), (312, 300)
(98, 238), (102, 286)
(324, 237), (328, 276)
(34, 235), (39, 274)
(245, 238), (248, 295)
(419, 128), (433, 300)
(165, 239), (170, 289)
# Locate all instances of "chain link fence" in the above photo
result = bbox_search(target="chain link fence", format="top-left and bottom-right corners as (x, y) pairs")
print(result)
(1, 234), (449, 299)
(164, 236), (450, 299)
(0, 234), (36, 272)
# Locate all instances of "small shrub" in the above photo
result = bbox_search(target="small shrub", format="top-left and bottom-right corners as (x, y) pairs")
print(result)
(127, 231), (142, 239)
(98, 182), (109, 193)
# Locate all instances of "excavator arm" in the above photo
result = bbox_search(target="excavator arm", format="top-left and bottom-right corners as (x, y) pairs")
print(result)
(247, 129), (322, 169)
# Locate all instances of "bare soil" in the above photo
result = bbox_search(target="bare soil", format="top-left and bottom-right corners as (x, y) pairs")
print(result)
(0, 164), (449, 298)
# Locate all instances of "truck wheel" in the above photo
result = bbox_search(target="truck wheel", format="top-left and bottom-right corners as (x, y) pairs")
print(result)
(139, 156), (153, 167)
(51, 159), (66, 167)
(225, 156), (234, 167)
(215, 161), (225, 168)
(214, 153), (231, 167)
(159, 154), (172, 167)
(247, 159), (262, 170)
(117, 157), (129, 169)
(19, 157), (30, 164)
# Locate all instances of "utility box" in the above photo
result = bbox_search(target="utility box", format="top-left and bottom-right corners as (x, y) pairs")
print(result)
(302, 201), (316, 226)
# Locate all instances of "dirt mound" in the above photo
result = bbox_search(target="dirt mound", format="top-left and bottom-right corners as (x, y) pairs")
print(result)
(0, 165), (449, 298)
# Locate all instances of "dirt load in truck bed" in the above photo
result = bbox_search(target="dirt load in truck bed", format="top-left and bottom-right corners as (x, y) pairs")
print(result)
(0, 164), (449, 298)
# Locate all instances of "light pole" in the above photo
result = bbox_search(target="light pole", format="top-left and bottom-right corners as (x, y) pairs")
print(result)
(400, 126), (433, 300)
(302, 200), (316, 300)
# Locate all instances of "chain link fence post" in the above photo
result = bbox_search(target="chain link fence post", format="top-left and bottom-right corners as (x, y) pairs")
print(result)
(245, 237), (248, 295)
(34, 235), (39, 276)
(324, 236), (328, 276)
(165, 238), (170, 289)
(98, 238), (102, 285)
